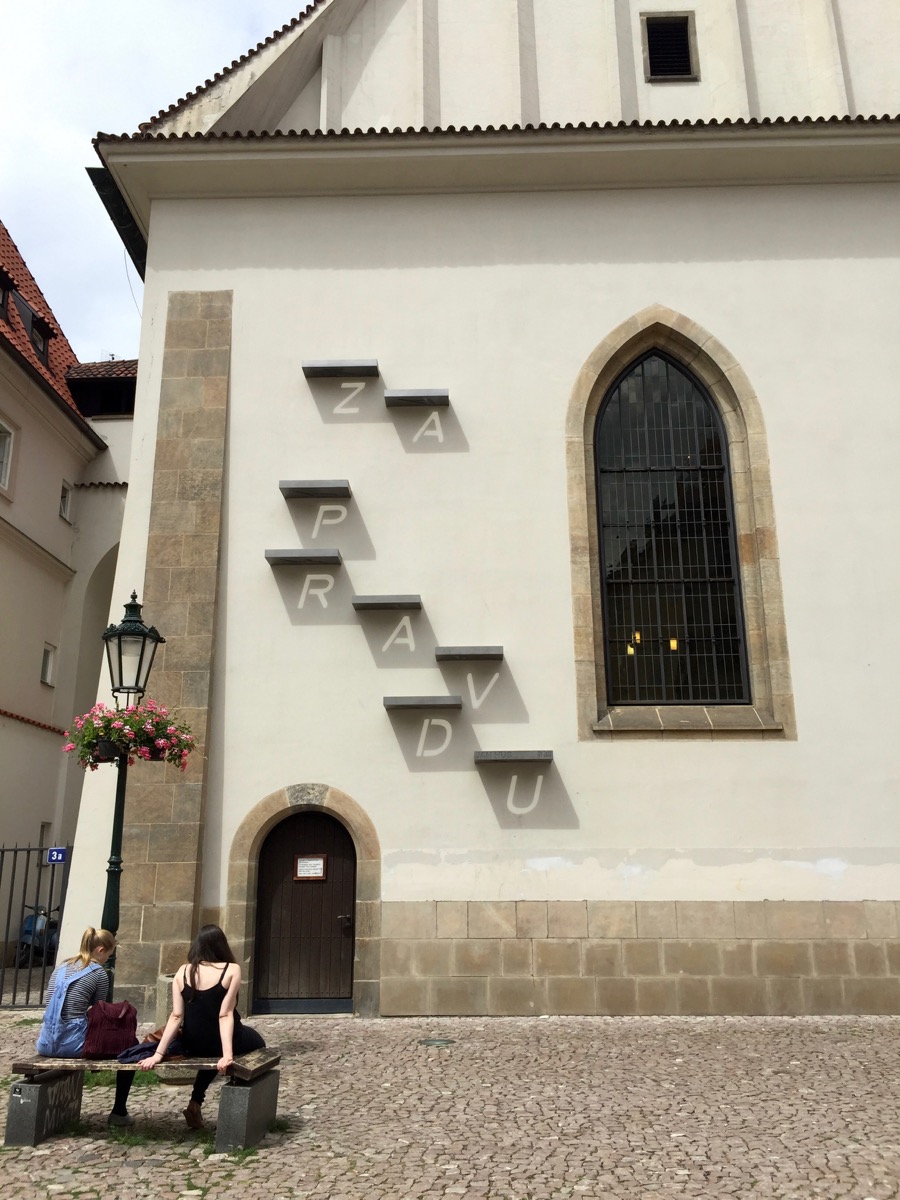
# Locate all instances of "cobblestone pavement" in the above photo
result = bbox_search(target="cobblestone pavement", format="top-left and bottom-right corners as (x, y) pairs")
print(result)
(1, 1012), (898, 1199)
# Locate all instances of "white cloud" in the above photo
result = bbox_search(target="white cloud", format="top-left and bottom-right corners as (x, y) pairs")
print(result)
(0, 3), (312, 361)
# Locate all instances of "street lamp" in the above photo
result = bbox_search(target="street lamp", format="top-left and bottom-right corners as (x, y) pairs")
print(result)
(99, 592), (165, 996)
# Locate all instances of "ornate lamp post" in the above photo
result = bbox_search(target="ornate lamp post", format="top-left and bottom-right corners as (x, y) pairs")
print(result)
(99, 592), (165, 996)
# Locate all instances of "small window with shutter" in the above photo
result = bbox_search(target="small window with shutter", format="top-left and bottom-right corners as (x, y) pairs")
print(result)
(641, 13), (699, 82)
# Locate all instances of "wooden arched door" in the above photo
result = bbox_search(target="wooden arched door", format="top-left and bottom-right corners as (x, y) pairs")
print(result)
(253, 811), (356, 1013)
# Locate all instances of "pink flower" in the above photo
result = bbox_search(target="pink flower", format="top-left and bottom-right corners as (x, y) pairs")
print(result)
(63, 743), (75, 753)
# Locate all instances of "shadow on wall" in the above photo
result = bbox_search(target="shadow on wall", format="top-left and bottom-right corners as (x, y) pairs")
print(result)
(153, 187), (900, 275)
(306, 377), (469, 453)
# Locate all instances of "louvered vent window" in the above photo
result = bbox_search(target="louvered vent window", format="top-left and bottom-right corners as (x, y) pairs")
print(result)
(642, 13), (698, 82)
(594, 352), (749, 705)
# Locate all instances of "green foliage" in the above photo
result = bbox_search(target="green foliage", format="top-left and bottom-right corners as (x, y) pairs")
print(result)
(84, 1070), (161, 1089)
(63, 698), (195, 771)
(82, 1070), (117, 1088)
(11, 1016), (43, 1027)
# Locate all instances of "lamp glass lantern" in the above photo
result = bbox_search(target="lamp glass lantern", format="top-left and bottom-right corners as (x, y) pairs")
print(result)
(102, 591), (165, 705)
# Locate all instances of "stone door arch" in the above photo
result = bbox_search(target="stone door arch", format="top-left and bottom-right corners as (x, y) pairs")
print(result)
(226, 783), (382, 1016)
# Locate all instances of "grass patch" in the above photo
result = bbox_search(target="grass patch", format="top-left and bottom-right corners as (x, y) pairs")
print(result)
(83, 1070), (160, 1089)
(83, 1070), (116, 1088)
(11, 1016), (43, 1027)
(61, 1119), (91, 1138)
(107, 1127), (157, 1147)
(270, 1116), (291, 1133)
(132, 1071), (161, 1088)
(226, 1146), (258, 1164)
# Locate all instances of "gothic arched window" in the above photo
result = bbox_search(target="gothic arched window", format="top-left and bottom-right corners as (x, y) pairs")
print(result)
(595, 351), (749, 706)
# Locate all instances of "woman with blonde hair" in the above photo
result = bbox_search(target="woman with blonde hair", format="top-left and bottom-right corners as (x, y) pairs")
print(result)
(36, 926), (135, 1126)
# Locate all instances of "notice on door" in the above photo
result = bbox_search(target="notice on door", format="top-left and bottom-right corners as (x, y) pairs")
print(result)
(294, 854), (327, 881)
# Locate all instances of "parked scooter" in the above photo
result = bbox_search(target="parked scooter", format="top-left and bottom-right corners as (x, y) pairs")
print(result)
(16, 905), (59, 969)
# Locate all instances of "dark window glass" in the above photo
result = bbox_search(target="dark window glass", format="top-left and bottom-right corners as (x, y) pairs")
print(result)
(646, 16), (694, 79)
(595, 352), (749, 705)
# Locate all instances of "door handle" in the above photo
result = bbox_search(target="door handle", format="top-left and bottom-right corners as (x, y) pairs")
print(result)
(337, 913), (353, 929)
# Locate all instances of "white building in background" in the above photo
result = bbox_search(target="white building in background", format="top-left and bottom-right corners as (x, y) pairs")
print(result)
(65, 0), (900, 1018)
(0, 221), (133, 862)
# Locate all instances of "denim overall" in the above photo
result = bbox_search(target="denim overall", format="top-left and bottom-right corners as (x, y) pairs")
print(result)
(36, 962), (103, 1057)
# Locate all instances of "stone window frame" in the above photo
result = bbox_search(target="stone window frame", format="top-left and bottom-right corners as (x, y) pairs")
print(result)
(566, 305), (796, 740)
(640, 11), (700, 83)
(0, 410), (18, 496)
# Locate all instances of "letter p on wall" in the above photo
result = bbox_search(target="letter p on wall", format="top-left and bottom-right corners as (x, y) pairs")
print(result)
(312, 505), (348, 538)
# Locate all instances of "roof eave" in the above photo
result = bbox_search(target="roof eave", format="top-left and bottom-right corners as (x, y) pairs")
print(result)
(93, 117), (900, 258)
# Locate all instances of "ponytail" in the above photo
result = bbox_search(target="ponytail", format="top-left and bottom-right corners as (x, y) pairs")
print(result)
(65, 926), (115, 967)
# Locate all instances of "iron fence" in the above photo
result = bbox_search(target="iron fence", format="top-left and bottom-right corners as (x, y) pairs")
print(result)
(0, 844), (72, 1007)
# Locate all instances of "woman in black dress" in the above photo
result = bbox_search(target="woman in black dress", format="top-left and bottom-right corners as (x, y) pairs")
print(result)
(138, 924), (264, 1129)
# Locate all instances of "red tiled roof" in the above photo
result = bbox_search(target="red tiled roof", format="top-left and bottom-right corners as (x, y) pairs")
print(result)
(67, 359), (138, 380)
(0, 707), (67, 737)
(142, 3), (327, 131)
(0, 220), (81, 416)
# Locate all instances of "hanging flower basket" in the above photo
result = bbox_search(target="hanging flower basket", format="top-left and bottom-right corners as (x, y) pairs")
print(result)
(64, 699), (195, 772)
(91, 738), (121, 763)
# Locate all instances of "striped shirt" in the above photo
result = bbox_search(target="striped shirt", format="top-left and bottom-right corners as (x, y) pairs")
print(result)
(44, 961), (108, 1019)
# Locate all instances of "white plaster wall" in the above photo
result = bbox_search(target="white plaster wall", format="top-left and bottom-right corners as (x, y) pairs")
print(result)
(278, 71), (323, 132)
(258, 0), (900, 137)
(82, 180), (899, 916)
(62, 331), (165, 951)
(0, 370), (125, 851)
(742, 0), (846, 119)
(532, 0), (621, 126)
(0, 361), (93, 564)
(341, 0), (420, 131)
(0, 718), (60, 845)
(437, 0), (522, 128)
(836, 0), (900, 117)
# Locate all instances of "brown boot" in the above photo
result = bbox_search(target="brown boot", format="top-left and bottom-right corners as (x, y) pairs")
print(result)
(183, 1100), (204, 1130)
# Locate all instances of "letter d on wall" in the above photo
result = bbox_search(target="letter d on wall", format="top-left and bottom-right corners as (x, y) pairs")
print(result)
(416, 718), (453, 758)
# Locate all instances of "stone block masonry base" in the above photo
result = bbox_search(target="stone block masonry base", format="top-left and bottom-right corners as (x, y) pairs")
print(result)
(378, 900), (900, 1016)
(5, 1072), (84, 1147)
(215, 1072), (280, 1153)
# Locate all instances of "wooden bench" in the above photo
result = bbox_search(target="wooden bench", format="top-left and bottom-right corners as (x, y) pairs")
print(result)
(6, 1048), (281, 1152)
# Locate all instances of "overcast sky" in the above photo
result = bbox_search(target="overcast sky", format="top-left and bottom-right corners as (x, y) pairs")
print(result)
(1, 3), (313, 363)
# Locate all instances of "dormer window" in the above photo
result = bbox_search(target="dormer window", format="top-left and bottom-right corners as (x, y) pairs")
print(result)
(30, 319), (49, 360)
(0, 269), (13, 322)
(641, 13), (699, 82)
(12, 293), (53, 364)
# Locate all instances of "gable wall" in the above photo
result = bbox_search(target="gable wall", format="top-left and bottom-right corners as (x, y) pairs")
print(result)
(265, 0), (899, 135)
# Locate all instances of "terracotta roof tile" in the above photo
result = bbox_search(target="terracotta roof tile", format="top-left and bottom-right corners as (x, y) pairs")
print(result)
(0, 220), (81, 416)
(142, 2), (327, 131)
(67, 359), (138, 380)
(100, 112), (900, 144)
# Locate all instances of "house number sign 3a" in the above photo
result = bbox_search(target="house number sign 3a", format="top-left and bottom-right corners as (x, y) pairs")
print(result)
(294, 854), (327, 881)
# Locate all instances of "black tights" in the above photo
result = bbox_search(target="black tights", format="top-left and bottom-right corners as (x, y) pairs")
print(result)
(111, 1073), (134, 1116)
(190, 1070), (217, 1106)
